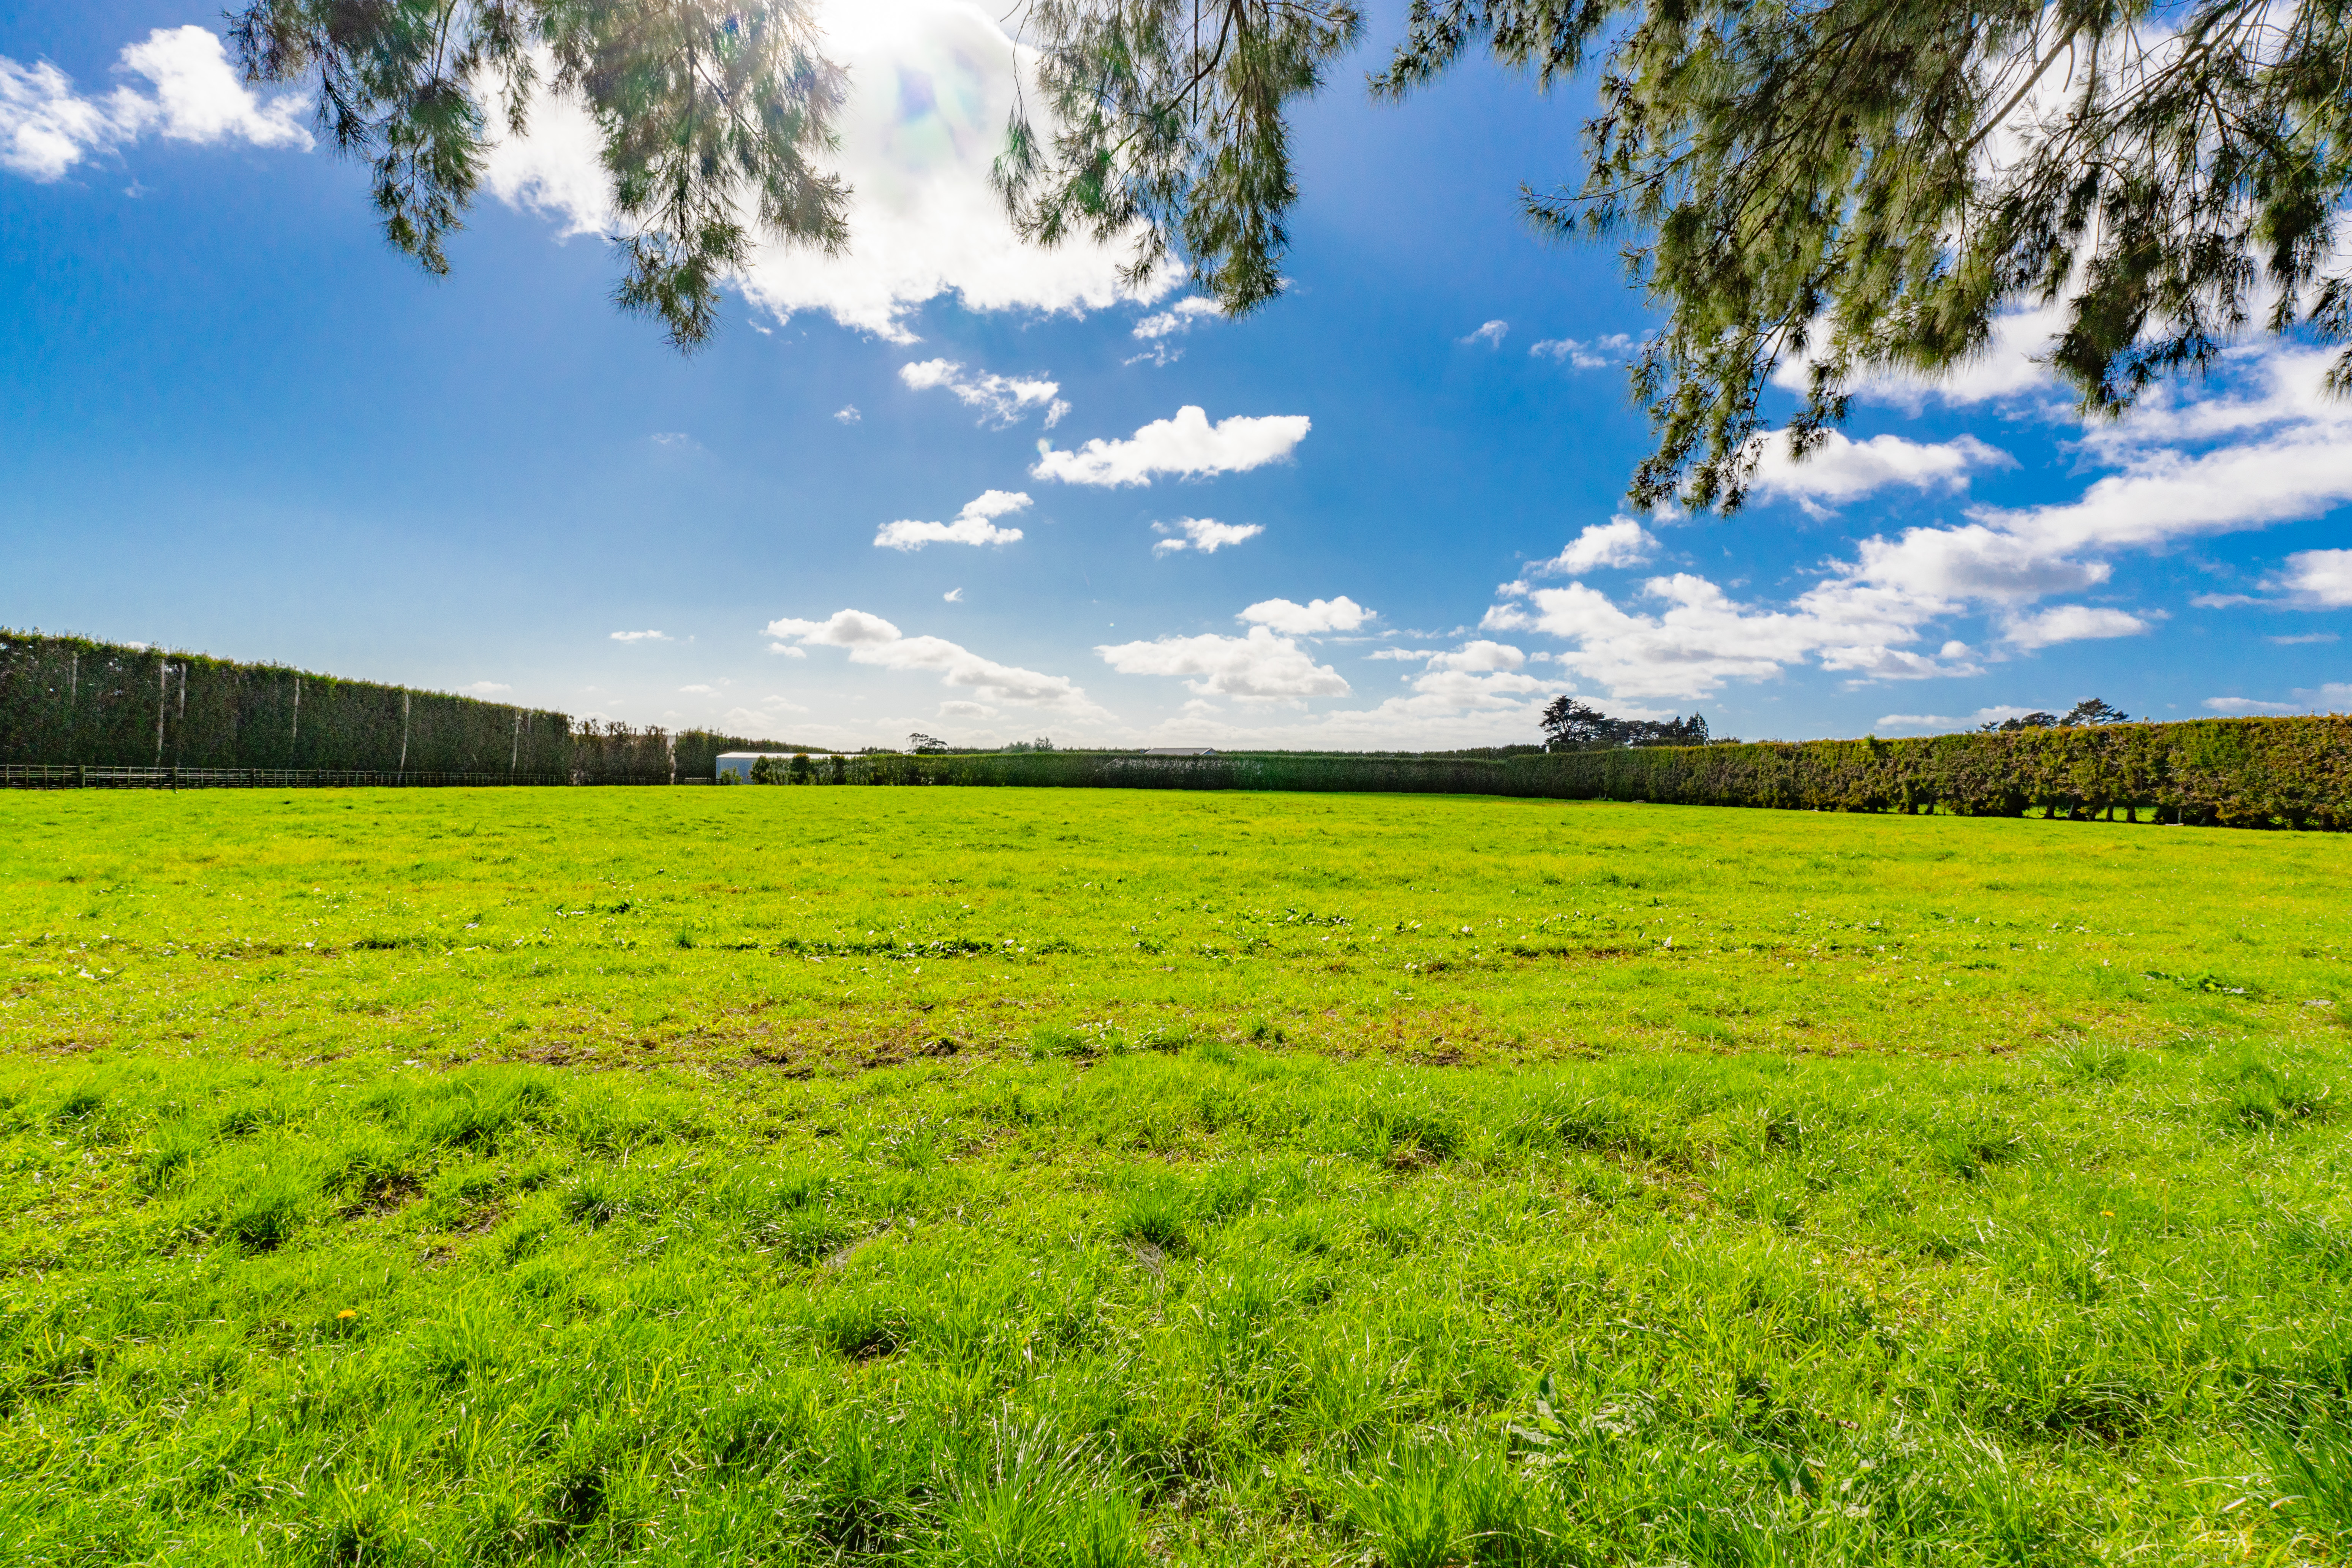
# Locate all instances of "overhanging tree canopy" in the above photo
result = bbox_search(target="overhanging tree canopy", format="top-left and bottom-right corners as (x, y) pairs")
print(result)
(243, 1), (2352, 508)
(1010, 0), (2352, 509)
(231, 0), (847, 349)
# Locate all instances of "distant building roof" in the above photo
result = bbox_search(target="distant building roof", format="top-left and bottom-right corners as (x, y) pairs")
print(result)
(716, 751), (800, 759)
(1141, 747), (1217, 757)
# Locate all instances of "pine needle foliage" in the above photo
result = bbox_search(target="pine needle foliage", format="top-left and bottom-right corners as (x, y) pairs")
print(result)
(994, 0), (1366, 313)
(1015, 0), (2352, 509)
(228, 0), (847, 349)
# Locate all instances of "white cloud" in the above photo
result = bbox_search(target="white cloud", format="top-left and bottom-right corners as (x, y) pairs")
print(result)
(1239, 596), (1372, 635)
(943, 587), (965, 602)
(1778, 302), (2070, 412)
(2001, 604), (2156, 649)
(2006, 421), (2352, 548)
(1984, 345), (2352, 552)
(1845, 523), (2109, 603)
(2276, 549), (2352, 607)
(1531, 517), (1657, 575)
(1757, 321), (2352, 624)
(482, 1), (1173, 342)
(118, 28), (311, 149)
(2268, 631), (2338, 645)
(899, 359), (1064, 427)
(1096, 625), (1351, 701)
(1461, 319), (1509, 348)
(1, 59), (122, 180)
(1530, 333), (1632, 369)
(1377, 642), (1549, 713)
(2204, 696), (2304, 715)
(2308, 683), (2352, 712)
(735, 0), (1175, 338)
(2, 26), (311, 182)
(0, 12), (1435, 378)
(1368, 648), (1438, 662)
(1483, 571), (1987, 701)
(1032, 406), (1310, 486)
(457, 681), (513, 696)
(1132, 298), (1220, 340)
(765, 607), (1102, 712)
(874, 489), (1029, 551)
(722, 699), (808, 732)
(1748, 430), (2014, 516)
(1486, 576), (1841, 700)
(1119, 637), (1571, 750)
(1874, 705), (2049, 733)
(1417, 641), (1522, 674)
(1478, 451), (2202, 699)
(610, 629), (671, 643)
(1151, 517), (1264, 555)
(1496, 349), (2351, 702)
(834, 405), (861, 424)
(937, 699), (997, 718)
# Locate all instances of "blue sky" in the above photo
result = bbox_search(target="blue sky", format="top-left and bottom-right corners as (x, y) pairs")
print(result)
(3, 1), (2347, 752)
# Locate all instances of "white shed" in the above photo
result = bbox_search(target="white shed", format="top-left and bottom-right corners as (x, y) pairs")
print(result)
(1141, 747), (1218, 757)
(715, 751), (799, 781)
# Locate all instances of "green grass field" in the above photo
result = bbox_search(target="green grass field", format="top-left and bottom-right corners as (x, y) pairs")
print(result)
(3, 786), (2350, 1565)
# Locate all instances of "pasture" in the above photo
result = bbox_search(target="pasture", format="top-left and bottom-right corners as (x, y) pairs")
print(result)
(2, 787), (2349, 1564)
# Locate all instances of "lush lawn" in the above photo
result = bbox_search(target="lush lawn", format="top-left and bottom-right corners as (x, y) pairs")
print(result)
(2, 787), (2349, 1564)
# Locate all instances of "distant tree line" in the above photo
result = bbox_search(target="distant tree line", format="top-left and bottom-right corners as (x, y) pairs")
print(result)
(1536, 694), (2134, 751)
(1540, 698), (1724, 752)
(1979, 699), (2131, 732)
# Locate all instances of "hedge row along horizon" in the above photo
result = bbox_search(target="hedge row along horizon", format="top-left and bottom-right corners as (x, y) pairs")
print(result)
(0, 630), (793, 783)
(9, 631), (2349, 830)
(736, 724), (2352, 831)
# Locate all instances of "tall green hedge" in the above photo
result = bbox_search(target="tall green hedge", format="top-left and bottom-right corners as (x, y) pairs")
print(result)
(836, 751), (1514, 794)
(1496, 719), (2352, 828)
(0, 632), (574, 773)
(10, 630), (2344, 826)
(803, 721), (2352, 830)
(0, 632), (791, 784)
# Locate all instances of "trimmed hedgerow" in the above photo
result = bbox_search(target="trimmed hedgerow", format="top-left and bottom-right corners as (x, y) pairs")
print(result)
(0, 632), (819, 784)
(839, 750), (1514, 795)
(0, 632), (574, 774)
(10, 631), (2346, 826)
(821, 721), (2352, 830)
(1499, 719), (2352, 829)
